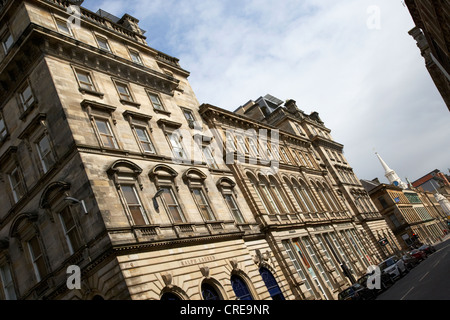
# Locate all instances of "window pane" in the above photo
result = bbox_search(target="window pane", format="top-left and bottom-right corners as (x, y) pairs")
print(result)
(95, 119), (118, 149)
(0, 264), (16, 300)
(20, 85), (34, 109)
(149, 94), (164, 110)
(56, 20), (71, 35)
(37, 135), (55, 173)
(116, 83), (132, 101)
(130, 51), (142, 64)
(135, 127), (155, 153)
(2, 33), (14, 52)
(224, 194), (245, 224)
(28, 237), (47, 280)
(193, 189), (215, 221)
(76, 71), (94, 91)
(168, 133), (187, 159)
(122, 185), (139, 205)
(0, 118), (6, 138)
(122, 185), (146, 225)
(9, 168), (25, 202)
(60, 207), (82, 253)
(161, 187), (185, 223)
(97, 37), (110, 51)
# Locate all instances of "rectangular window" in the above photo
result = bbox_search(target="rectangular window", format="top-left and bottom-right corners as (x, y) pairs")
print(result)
(27, 236), (47, 282)
(96, 36), (111, 52)
(129, 50), (143, 65)
(236, 135), (248, 154)
(115, 82), (133, 102)
(1, 31), (14, 53)
(75, 70), (95, 91)
(202, 146), (218, 169)
(56, 19), (72, 36)
(0, 116), (7, 140)
(192, 188), (215, 221)
(302, 237), (332, 293)
(0, 264), (16, 300)
(247, 138), (259, 158)
(148, 93), (164, 111)
(134, 126), (155, 154)
(168, 132), (187, 159)
(122, 185), (147, 225)
(36, 135), (56, 173)
(282, 241), (313, 294)
(182, 109), (196, 128)
(378, 196), (389, 209)
(280, 147), (291, 164)
(8, 167), (25, 203)
(223, 193), (245, 224)
(59, 207), (82, 254)
(19, 83), (35, 111)
(160, 187), (185, 223)
(95, 118), (118, 149)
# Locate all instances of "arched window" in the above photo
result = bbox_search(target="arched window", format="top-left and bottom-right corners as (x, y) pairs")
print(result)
(268, 176), (291, 213)
(259, 267), (285, 300)
(259, 176), (281, 214)
(201, 282), (222, 300)
(107, 160), (149, 226)
(161, 292), (182, 301)
(284, 177), (306, 213)
(230, 275), (253, 300)
(247, 173), (271, 214)
(297, 179), (319, 213)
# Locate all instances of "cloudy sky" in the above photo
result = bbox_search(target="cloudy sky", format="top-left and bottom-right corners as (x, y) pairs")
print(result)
(83, 0), (449, 184)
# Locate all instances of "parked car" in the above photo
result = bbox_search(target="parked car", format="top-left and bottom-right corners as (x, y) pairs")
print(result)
(356, 271), (394, 295)
(338, 283), (377, 300)
(378, 256), (407, 280)
(418, 244), (436, 255)
(409, 249), (427, 261)
(402, 252), (420, 269)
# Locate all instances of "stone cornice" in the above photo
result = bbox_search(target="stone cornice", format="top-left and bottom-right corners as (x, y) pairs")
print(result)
(199, 103), (312, 147)
(0, 23), (181, 101)
(311, 135), (344, 151)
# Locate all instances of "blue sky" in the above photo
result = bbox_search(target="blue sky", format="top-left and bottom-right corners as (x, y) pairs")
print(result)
(81, 0), (450, 184)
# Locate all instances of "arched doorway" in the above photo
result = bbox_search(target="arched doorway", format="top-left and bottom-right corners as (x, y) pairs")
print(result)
(230, 275), (253, 300)
(201, 282), (222, 300)
(259, 267), (285, 300)
(160, 292), (182, 301)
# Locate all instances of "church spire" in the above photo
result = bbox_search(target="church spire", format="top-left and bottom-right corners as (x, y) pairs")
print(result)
(375, 152), (407, 189)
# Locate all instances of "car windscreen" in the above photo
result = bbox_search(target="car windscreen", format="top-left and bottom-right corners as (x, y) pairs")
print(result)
(379, 258), (394, 269)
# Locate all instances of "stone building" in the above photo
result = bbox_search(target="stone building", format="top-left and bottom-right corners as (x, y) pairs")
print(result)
(0, 0), (399, 301)
(0, 0), (287, 300)
(200, 95), (400, 300)
(405, 0), (450, 111)
(361, 178), (446, 250)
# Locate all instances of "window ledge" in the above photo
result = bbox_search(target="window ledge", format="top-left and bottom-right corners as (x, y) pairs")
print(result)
(120, 99), (141, 108)
(19, 101), (38, 121)
(79, 87), (104, 98)
(153, 108), (171, 116)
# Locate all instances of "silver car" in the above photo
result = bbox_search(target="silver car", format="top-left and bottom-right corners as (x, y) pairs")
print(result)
(378, 256), (407, 280)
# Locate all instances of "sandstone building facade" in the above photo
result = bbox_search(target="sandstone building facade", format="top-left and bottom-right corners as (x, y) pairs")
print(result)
(0, 0), (401, 301)
(406, 0), (450, 111)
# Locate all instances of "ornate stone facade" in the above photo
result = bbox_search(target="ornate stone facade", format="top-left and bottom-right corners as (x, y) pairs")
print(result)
(0, 0), (401, 301)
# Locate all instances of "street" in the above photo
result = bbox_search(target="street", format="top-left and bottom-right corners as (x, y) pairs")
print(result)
(377, 237), (450, 300)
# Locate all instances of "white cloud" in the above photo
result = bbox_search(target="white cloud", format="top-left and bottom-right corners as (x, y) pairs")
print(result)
(83, 0), (450, 181)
